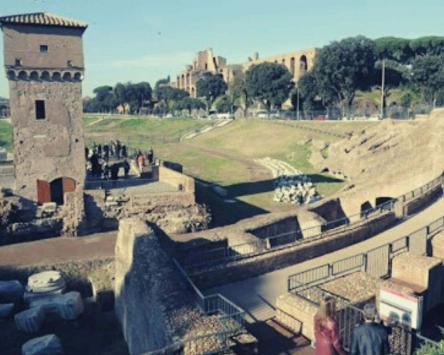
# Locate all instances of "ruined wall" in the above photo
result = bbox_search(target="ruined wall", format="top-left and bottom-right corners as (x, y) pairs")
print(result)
(192, 213), (397, 289)
(156, 165), (195, 195)
(114, 218), (217, 354)
(8, 79), (85, 201)
(243, 48), (317, 82)
(402, 185), (442, 216)
(248, 216), (301, 247)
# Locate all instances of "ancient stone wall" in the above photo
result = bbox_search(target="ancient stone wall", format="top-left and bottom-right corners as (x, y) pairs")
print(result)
(192, 213), (397, 289)
(156, 165), (195, 195)
(114, 218), (219, 354)
(402, 185), (442, 216)
(8, 79), (85, 201)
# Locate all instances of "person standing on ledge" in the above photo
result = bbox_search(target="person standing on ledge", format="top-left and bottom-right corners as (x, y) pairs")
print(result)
(350, 303), (390, 355)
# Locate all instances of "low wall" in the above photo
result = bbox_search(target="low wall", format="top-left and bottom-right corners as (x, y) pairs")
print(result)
(0, 257), (114, 298)
(130, 191), (195, 209)
(248, 216), (301, 247)
(403, 185), (442, 216)
(193, 213), (398, 289)
(156, 165), (195, 193)
(114, 218), (213, 355)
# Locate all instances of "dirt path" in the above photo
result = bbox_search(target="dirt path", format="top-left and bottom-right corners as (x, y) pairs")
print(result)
(182, 142), (271, 182)
(0, 231), (116, 267)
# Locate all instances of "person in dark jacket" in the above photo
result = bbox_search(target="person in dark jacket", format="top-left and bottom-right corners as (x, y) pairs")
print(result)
(350, 303), (390, 355)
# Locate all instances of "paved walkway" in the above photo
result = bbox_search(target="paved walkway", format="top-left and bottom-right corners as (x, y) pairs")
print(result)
(209, 198), (444, 323)
(0, 231), (116, 267)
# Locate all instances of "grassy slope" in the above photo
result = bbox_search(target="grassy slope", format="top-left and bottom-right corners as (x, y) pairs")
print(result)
(0, 115), (378, 212)
(0, 120), (12, 151)
(187, 120), (353, 208)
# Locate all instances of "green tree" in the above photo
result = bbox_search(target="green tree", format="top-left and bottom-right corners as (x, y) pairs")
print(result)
(214, 95), (232, 113)
(294, 72), (319, 115)
(314, 36), (376, 117)
(156, 86), (188, 103)
(412, 54), (444, 107)
(245, 62), (294, 113)
(410, 36), (444, 57)
(196, 73), (227, 111)
(154, 76), (170, 99)
(374, 37), (413, 63)
(114, 83), (127, 107)
(174, 97), (205, 115)
(92, 85), (116, 112)
(228, 72), (250, 116)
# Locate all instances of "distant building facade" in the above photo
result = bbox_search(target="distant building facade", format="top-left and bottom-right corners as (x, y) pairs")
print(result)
(172, 48), (231, 97)
(0, 12), (88, 203)
(243, 48), (317, 82)
(171, 47), (317, 98)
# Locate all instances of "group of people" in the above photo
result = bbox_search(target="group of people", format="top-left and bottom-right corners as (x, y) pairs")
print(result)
(314, 298), (389, 355)
(86, 141), (155, 180)
(85, 140), (128, 163)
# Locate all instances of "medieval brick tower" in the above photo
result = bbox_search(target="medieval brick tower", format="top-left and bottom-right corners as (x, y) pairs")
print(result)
(0, 13), (87, 204)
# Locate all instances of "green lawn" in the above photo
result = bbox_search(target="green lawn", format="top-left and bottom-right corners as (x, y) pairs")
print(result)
(0, 115), (376, 213)
(0, 120), (12, 151)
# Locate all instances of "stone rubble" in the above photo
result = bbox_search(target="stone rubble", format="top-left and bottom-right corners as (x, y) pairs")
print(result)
(0, 280), (24, 303)
(21, 334), (63, 355)
(15, 306), (46, 333)
(24, 271), (66, 303)
(28, 291), (84, 320)
(255, 157), (319, 205)
(0, 302), (14, 318)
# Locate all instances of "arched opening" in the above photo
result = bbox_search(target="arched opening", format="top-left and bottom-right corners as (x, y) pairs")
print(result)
(191, 87), (195, 98)
(48, 177), (76, 205)
(375, 196), (395, 211)
(18, 71), (28, 80)
(52, 72), (61, 81)
(186, 73), (190, 86)
(73, 72), (82, 81)
(62, 72), (72, 81)
(360, 201), (374, 218)
(300, 55), (308, 73)
(7, 70), (16, 80)
(41, 71), (50, 80)
(290, 57), (295, 75)
(282, 58), (286, 66)
(30, 71), (39, 81)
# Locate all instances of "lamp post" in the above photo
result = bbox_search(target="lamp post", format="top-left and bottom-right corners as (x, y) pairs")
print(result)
(296, 85), (300, 120)
(380, 59), (386, 119)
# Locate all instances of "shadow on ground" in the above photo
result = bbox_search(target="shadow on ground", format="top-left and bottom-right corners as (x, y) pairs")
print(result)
(225, 174), (344, 198)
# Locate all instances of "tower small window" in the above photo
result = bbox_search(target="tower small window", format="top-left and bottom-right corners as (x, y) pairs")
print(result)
(40, 45), (48, 53)
(35, 100), (46, 120)
(15, 58), (22, 66)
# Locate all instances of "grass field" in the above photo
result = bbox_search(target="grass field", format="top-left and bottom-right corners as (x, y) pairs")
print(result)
(0, 115), (379, 214)
(84, 116), (377, 212)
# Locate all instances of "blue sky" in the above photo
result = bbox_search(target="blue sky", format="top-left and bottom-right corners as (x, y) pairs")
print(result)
(0, 0), (443, 97)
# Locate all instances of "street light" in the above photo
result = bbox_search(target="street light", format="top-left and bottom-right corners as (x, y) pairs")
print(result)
(296, 85), (300, 120)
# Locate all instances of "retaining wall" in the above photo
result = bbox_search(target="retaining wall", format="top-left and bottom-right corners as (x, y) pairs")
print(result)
(193, 213), (397, 289)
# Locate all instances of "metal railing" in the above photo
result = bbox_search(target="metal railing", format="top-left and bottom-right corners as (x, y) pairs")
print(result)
(172, 258), (245, 327)
(287, 280), (439, 354)
(287, 215), (444, 293)
(183, 199), (396, 269)
(141, 259), (246, 354)
(181, 174), (444, 270)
